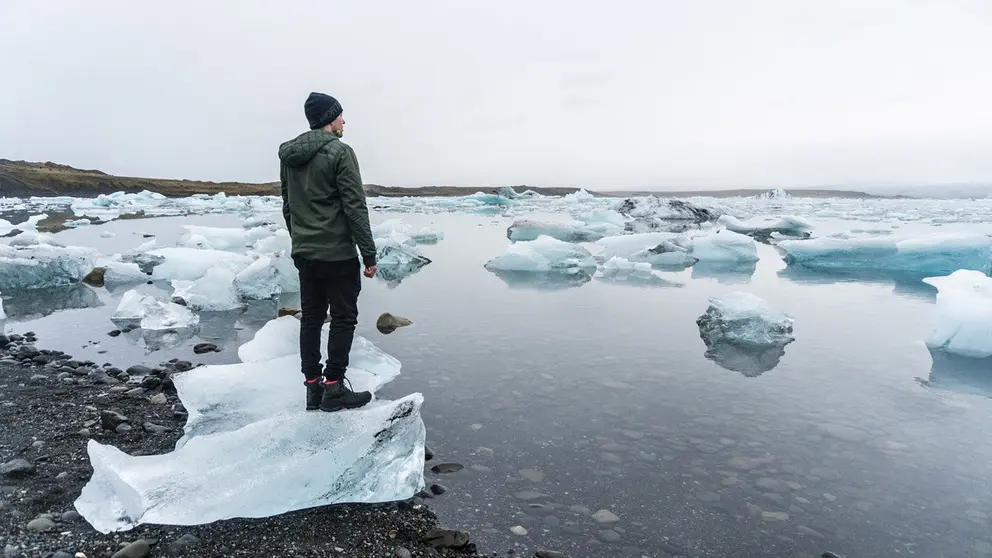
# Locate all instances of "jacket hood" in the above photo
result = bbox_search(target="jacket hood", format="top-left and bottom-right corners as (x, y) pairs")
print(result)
(278, 130), (339, 168)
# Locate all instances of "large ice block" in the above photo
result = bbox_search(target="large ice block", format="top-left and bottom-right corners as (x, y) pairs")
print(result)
(0, 219), (15, 236)
(111, 289), (200, 330)
(171, 267), (242, 311)
(74, 316), (424, 533)
(232, 257), (283, 300)
(101, 261), (151, 286)
(148, 248), (254, 281)
(0, 244), (98, 290)
(615, 197), (720, 231)
(691, 230), (760, 263)
(718, 215), (812, 242)
(922, 270), (992, 358)
(697, 292), (795, 347)
(594, 232), (696, 267)
(485, 235), (597, 272)
(75, 394), (424, 533)
(778, 233), (992, 276)
(506, 219), (614, 243)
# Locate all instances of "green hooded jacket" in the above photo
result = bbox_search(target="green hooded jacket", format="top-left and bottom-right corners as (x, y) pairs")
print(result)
(277, 130), (377, 266)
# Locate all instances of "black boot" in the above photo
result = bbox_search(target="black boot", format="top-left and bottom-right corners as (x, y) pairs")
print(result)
(305, 379), (324, 411)
(320, 380), (372, 412)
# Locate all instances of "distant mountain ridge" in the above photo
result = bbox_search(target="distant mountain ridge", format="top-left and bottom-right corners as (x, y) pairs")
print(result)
(0, 158), (907, 199)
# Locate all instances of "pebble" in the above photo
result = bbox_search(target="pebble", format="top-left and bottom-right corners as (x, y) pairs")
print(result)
(597, 529), (622, 543)
(519, 468), (545, 483)
(1, 458), (35, 477)
(193, 342), (219, 354)
(111, 540), (151, 558)
(167, 534), (200, 554)
(535, 551), (566, 558)
(148, 393), (168, 405)
(30, 374), (48, 381)
(116, 423), (133, 433)
(26, 516), (56, 532)
(429, 483), (447, 495)
(422, 529), (470, 549)
(569, 505), (591, 514)
(62, 510), (81, 521)
(510, 525), (528, 536)
(78, 428), (91, 437)
(125, 387), (146, 397)
(31, 440), (44, 449)
(394, 547), (412, 558)
(143, 422), (168, 434)
(126, 365), (153, 376)
(107, 330), (122, 337)
(592, 509), (620, 524)
(424, 446), (435, 461)
(761, 511), (789, 522)
(513, 490), (547, 502)
(430, 462), (464, 474)
(101, 410), (128, 430)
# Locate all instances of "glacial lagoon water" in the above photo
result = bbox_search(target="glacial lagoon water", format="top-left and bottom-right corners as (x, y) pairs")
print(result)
(2, 206), (992, 557)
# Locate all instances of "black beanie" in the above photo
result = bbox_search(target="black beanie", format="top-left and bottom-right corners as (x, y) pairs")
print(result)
(304, 92), (343, 130)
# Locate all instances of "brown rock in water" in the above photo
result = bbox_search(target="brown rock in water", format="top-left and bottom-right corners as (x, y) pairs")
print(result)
(82, 267), (106, 287)
(377, 313), (413, 334)
(278, 307), (302, 318)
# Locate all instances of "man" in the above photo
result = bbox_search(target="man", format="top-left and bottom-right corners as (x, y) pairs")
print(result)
(278, 91), (378, 413)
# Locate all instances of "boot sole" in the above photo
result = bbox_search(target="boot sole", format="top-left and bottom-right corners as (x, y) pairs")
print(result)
(319, 400), (371, 412)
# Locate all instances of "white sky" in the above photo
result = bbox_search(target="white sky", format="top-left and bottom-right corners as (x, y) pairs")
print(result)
(1, 0), (991, 190)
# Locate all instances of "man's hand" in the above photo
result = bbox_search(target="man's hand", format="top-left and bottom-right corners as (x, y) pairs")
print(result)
(363, 265), (377, 278)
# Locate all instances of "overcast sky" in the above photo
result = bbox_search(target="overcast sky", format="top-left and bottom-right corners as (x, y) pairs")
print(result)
(1, 0), (991, 190)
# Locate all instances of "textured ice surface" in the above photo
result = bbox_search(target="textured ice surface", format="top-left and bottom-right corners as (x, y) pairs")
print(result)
(923, 270), (992, 358)
(0, 292), (5, 320)
(615, 197), (721, 232)
(147, 248), (254, 281)
(485, 236), (597, 273)
(779, 233), (992, 275)
(171, 267), (242, 311)
(101, 261), (151, 286)
(251, 228), (292, 254)
(0, 219), (14, 236)
(0, 244), (98, 290)
(602, 256), (652, 273)
(594, 257), (682, 287)
(74, 316), (424, 533)
(232, 257), (283, 300)
(697, 292), (795, 347)
(506, 219), (616, 243)
(691, 230), (760, 263)
(178, 225), (273, 252)
(719, 215), (813, 241)
(111, 289), (200, 330)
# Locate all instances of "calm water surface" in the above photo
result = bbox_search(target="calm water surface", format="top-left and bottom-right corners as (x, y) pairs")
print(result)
(3, 211), (992, 558)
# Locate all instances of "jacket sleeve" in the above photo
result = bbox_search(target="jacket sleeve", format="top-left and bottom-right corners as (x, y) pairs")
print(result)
(335, 145), (377, 266)
(280, 163), (291, 234)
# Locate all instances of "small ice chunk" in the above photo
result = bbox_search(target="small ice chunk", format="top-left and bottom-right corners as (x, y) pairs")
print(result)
(103, 261), (150, 286)
(507, 219), (612, 243)
(372, 219), (443, 246)
(718, 215), (812, 242)
(602, 256), (652, 273)
(779, 233), (992, 276)
(922, 270), (992, 358)
(172, 267), (242, 311)
(595, 232), (684, 260)
(563, 188), (594, 201)
(0, 244), (98, 290)
(100, 231), (117, 238)
(0, 218), (13, 236)
(697, 292), (795, 346)
(252, 228), (292, 254)
(8, 231), (62, 247)
(64, 218), (92, 228)
(485, 235), (597, 273)
(148, 248), (254, 282)
(233, 257), (282, 300)
(111, 289), (200, 330)
(691, 230), (759, 263)
(14, 214), (47, 232)
(376, 244), (432, 284)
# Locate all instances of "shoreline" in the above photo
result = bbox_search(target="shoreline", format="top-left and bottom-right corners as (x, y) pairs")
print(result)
(0, 329), (492, 558)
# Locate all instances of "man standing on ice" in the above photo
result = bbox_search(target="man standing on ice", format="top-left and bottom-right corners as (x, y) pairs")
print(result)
(278, 92), (378, 412)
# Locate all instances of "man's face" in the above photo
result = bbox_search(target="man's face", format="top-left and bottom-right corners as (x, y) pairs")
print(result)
(330, 114), (345, 137)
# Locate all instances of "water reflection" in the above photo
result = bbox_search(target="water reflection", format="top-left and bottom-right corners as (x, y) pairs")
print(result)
(698, 337), (791, 376)
(140, 327), (199, 351)
(593, 269), (683, 288)
(691, 261), (757, 285)
(487, 269), (592, 290)
(921, 349), (992, 398)
(1, 284), (104, 319)
(777, 266), (937, 300)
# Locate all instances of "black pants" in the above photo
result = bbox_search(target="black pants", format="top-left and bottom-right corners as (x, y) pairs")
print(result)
(294, 256), (361, 382)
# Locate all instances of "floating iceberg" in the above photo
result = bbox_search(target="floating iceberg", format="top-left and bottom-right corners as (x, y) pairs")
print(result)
(233, 257), (283, 300)
(696, 292), (794, 375)
(74, 316), (424, 533)
(70, 191), (167, 220)
(506, 219), (614, 243)
(594, 257), (682, 288)
(594, 232), (693, 266)
(102, 261), (151, 287)
(178, 225), (273, 252)
(718, 215), (812, 242)
(615, 197), (720, 232)
(64, 218), (91, 228)
(922, 270), (992, 358)
(778, 233), (992, 276)
(690, 230), (760, 263)
(0, 244), (98, 290)
(147, 248), (254, 282)
(371, 223), (436, 285)
(372, 219), (443, 245)
(172, 267), (242, 311)
(111, 289), (200, 330)
(485, 235), (597, 273)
